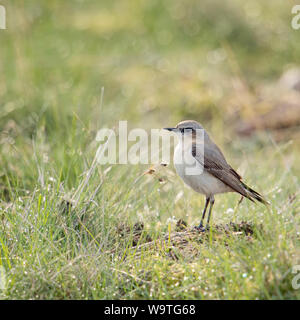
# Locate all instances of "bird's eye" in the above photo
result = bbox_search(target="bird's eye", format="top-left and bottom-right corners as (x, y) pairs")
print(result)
(179, 127), (194, 133)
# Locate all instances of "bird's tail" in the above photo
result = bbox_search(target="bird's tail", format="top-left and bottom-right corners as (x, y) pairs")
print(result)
(241, 182), (270, 206)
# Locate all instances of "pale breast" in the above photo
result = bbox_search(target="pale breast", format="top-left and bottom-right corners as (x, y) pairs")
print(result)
(174, 143), (232, 197)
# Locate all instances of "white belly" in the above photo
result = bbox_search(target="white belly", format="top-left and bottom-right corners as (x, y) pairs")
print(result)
(173, 143), (231, 197)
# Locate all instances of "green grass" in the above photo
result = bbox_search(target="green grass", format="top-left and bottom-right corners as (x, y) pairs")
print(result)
(0, 0), (299, 299)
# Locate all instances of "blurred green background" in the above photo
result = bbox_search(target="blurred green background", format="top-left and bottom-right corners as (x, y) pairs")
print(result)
(1, 0), (300, 187)
(0, 0), (299, 299)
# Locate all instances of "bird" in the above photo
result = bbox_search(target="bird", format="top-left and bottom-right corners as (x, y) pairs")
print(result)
(164, 120), (269, 231)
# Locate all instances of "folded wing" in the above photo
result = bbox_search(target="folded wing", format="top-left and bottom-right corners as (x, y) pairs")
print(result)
(192, 142), (267, 204)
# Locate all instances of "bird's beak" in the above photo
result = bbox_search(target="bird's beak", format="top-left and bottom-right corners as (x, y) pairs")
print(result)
(163, 127), (177, 132)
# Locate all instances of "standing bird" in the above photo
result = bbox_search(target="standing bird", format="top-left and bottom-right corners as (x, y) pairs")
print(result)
(164, 120), (268, 231)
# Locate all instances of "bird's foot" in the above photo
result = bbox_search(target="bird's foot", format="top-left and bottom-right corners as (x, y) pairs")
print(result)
(194, 224), (208, 232)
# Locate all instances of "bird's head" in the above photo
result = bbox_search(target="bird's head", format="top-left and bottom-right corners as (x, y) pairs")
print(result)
(164, 120), (204, 137)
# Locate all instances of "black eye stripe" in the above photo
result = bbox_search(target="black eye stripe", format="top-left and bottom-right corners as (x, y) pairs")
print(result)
(180, 127), (194, 132)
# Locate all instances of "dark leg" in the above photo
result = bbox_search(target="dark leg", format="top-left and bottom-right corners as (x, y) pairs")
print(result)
(198, 197), (210, 229)
(206, 196), (215, 228)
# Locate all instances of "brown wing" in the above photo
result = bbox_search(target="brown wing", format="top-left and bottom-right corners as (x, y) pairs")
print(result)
(192, 143), (252, 200)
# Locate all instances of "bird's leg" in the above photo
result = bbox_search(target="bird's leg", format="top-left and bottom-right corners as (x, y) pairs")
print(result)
(197, 197), (210, 229)
(206, 196), (215, 229)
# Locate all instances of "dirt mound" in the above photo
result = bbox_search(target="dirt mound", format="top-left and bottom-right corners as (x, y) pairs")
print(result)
(115, 220), (261, 260)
